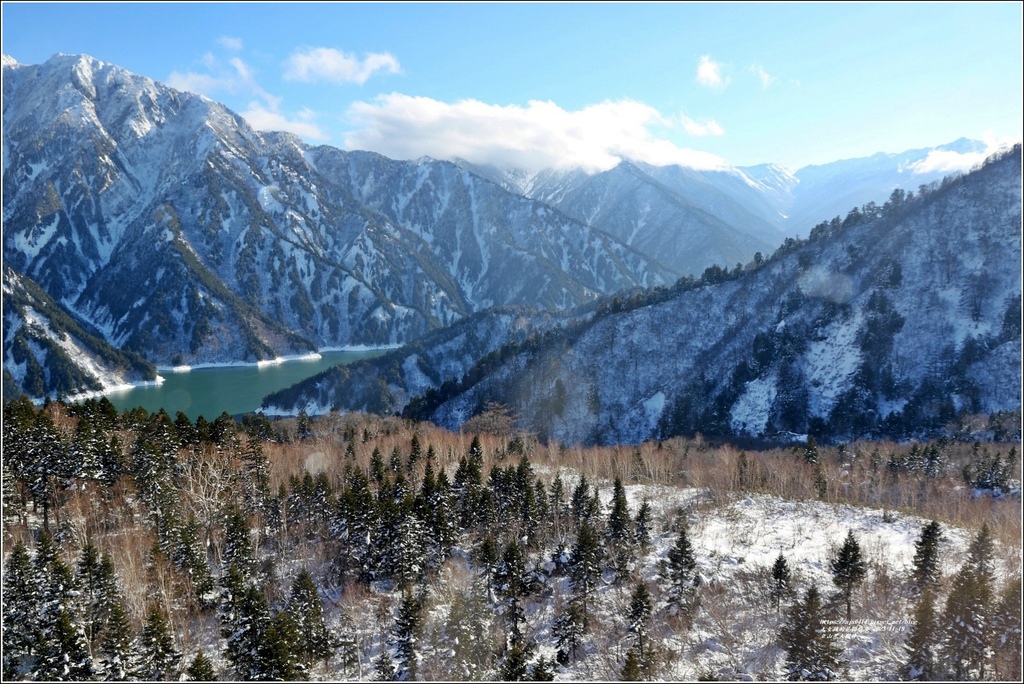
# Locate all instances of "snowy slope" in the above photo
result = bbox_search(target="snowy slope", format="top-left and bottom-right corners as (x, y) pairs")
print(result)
(403, 147), (1022, 444)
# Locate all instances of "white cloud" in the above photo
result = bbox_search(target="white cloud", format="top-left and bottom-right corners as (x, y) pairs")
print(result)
(241, 103), (329, 141)
(283, 47), (401, 85)
(751, 64), (775, 89)
(697, 55), (728, 90)
(906, 134), (1021, 175)
(218, 36), (243, 51)
(167, 53), (327, 141)
(167, 55), (260, 97)
(680, 115), (724, 137)
(344, 95), (730, 173)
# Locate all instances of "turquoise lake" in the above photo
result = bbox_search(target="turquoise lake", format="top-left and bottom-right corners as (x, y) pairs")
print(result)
(102, 349), (387, 420)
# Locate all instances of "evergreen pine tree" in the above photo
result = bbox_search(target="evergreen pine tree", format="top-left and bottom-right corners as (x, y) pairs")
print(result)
(634, 499), (652, 550)
(288, 567), (333, 665)
(392, 589), (423, 681)
(135, 604), (181, 680)
(778, 585), (843, 681)
(942, 524), (996, 679)
(901, 587), (938, 680)
(626, 581), (654, 676)
(494, 540), (530, 645)
(911, 520), (943, 593)
(185, 649), (217, 681)
(530, 655), (556, 680)
(37, 605), (94, 681)
(771, 552), (793, 613)
(499, 640), (533, 681)
(830, 530), (866, 621)
(260, 611), (307, 681)
(97, 600), (134, 681)
(662, 525), (698, 616)
(553, 600), (585, 665)
(992, 576), (1022, 681)
(374, 648), (397, 681)
(2, 541), (38, 679)
(568, 520), (604, 630)
(621, 645), (642, 681)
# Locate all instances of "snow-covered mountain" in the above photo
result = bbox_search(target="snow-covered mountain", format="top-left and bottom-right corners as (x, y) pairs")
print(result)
(2, 53), (670, 392)
(2, 265), (156, 399)
(286, 147), (1021, 443)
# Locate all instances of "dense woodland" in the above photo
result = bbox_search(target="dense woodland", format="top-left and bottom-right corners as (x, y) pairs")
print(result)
(1, 397), (1021, 681)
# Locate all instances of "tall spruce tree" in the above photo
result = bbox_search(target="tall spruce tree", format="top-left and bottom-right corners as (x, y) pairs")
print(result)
(288, 568), (333, 665)
(391, 589), (424, 681)
(185, 649), (217, 681)
(942, 524), (996, 679)
(662, 525), (698, 616)
(2, 541), (38, 679)
(830, 530), (866, 621)
(992, 576), (1022, 681)
(568, 520), (604, 630)
(779, 585), (843, 681)
(771, 553), (793, 613)
(911, 520), (943, 593)
(135, 604), (181, 680)
(901, 588), (939, 680)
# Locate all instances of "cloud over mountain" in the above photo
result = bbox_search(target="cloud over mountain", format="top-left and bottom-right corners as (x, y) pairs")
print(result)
(345, 95), (731, 173)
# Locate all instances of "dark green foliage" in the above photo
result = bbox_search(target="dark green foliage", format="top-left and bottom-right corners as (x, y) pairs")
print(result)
(2, 541), (39, 679)
(901, 588), (939, 680)
(771, 553), (793, 613)
(992, 576), (1023, 681)
(911, 521), (943, 593)
(662, 525), (698, 615)
(830, 530), (866, 621)
(135, 604), (181, 680)
(391, 589), (424, 681)
(289, 568), (333, 664)
(553, 600), (585, 665)
(98, 600), (134, 681)
(185, 649), (217, 681)
(779, 585), (843, 681)
(942, 524), (996, 679)
(568, 521), (604, 629)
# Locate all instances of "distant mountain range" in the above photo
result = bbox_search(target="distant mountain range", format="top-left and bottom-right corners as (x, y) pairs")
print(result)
(2, 53), (1013, 406)
(266, 147), (1022, 444)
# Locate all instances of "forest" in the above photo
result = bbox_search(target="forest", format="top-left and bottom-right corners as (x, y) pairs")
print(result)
(1, 397), (1021, 681)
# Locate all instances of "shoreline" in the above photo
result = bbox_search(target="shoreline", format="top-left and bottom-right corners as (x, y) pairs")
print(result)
(155, 346), (396, 373)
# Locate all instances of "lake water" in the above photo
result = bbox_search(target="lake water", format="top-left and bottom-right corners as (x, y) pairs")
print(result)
(102, 349), (387, 420)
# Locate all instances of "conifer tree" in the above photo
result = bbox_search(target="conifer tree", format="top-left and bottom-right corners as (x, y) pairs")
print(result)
(97, 599), (134, 681)
(778, 585), (843, 681)
(662, 525), (698, 616)
(37, 605), (94, 681)
(634, 499), (652, 550)
(626, 581), (654, 676)
(391, 589), (423, 681)
(553, 600), (585, 665)
(185, 649), (217, 681)
(621, 646), (642, 681)
(901, 588), (939, 680)
(289, 568), (333, 665)
(498, 640), (533, 681)
(494, 540), (530, 645)
(260, 611), (307, 680)
(568, 520), (604, 629)
(771, 552), (793, 613)
(2, 541), (38, 679)
(942, 524), (996, 679)
(135, 604), (181, 680)
(911, 520), (943, 593)
(830, 530), (866, 621)
(992, 576), (1022, 681)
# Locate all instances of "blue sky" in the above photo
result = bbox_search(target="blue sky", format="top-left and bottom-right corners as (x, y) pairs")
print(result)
(3, 2), (1021, 171)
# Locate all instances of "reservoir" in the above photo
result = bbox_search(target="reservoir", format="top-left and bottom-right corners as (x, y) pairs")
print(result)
(102, 349), (387, 420)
